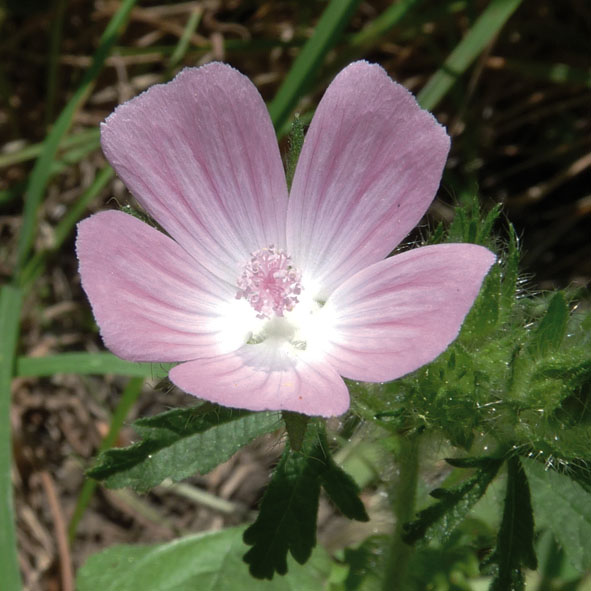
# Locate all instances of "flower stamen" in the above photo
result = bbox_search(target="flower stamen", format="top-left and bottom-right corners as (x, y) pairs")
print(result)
(236, 246), (302, 319)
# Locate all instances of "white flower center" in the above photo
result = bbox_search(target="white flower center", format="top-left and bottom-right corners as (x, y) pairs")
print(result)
(236, 246), (302, 319)
(209, 246), (333, 358)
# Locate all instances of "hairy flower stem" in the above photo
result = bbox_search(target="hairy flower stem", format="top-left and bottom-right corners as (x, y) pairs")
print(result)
(382, 433), (420, 591)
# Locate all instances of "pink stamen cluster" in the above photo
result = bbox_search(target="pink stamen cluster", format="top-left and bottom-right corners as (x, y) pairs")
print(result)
(236, 246), (302, 319)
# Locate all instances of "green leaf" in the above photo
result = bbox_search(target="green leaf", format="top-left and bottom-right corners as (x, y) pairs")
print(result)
(0, 286), (24, 590)
(462, 264), (501, 338)
(489, 457), (537, 591)
(243, 422), (367, 578)
(243, 433), (323, 578)
(445, 455), (503, 469)
(282, 411), (309, 452)
(77, 526), (333, 591)
(523, 458), (591, 572)
(403, 457), (502, 544)
(316, 434), (369, 523)
(478, 203), (503, 243)
(88, 406), (281, 492)
(529, 292), (569, 356)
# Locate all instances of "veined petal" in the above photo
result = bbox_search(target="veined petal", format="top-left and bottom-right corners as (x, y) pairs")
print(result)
(169, 344), (350, 417)
(287, 61), (450, 298)
(100, 63), (288, 284)
(324, 244), (496, 382)
(76, 211), (242, 362)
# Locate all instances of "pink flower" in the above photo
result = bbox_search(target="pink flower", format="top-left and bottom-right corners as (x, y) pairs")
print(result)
(76, 62), (495, 417)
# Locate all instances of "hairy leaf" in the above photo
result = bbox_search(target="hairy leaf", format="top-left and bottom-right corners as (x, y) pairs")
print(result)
(489, 457), (537, 591)
(88, 405), (280, 491)
(282, 411), (309, 452)
(243, 422), (367, 578)
(523, 458), (591, 572)
(403, 457), (502, 544)
(529, 291), (569, 356)
(316, 432), (369, 523)
(462, 263), (501, 338)
(243, 437), (323, 578)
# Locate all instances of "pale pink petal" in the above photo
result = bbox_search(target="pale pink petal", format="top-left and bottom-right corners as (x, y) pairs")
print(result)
(100, 63), (288, 284)
(76, 211), (238, 362)
(169, 345), (350, 417)
(287, 61), (450, 298)
(324, 244), (496, 382)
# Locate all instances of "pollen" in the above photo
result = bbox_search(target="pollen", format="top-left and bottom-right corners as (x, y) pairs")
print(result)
(236, 246), (302, 319)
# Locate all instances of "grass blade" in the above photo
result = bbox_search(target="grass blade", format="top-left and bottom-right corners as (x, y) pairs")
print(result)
(0, 128), (100, 169)
(167, 6), (203, 70)
(350, 0), (423, 49)
(16, 352), (171, 379)
(45, 0), (67, 126)
(0, 286), (23, 591)
(15, 0), (137, 279)
(68, 377), (144, 541)
(20, 166), (114, 287)
(417, 0), (524, 111)
(268, 0), (361, 131)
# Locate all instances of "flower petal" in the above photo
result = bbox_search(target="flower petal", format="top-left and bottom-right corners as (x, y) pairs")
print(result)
(287, 61), (450, 297)
(100, 63), (288, 283)
(76, 210), (241, 362)
(324, 244), (496, 382)
(169, 344), (350, 417)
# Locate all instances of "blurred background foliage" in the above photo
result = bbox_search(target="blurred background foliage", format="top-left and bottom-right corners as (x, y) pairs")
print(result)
(0, 1), (590, 590)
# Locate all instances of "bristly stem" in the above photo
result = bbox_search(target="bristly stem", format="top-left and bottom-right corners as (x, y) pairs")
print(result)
(382, 433), (420, 591)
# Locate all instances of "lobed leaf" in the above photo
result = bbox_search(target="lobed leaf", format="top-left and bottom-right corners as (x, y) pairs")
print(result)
(488, 456), (537, 591)
(243, 422), (367, 578)
(88, 406), (281, 492)
(403, 457), (502, 545)
(316, 433), (369, 523)
(243, 437), (323, 578)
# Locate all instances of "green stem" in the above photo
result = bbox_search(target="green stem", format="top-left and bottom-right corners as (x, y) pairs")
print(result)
(382, 433), (420, 591)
